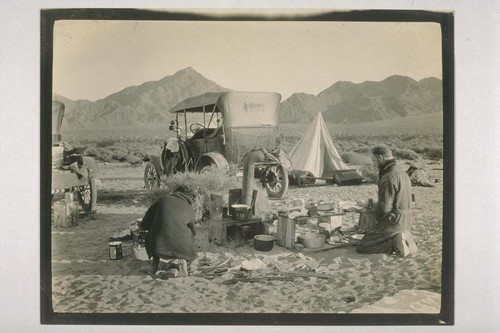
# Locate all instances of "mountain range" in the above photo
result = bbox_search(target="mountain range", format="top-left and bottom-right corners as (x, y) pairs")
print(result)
(279, 76), (442, 123)
(53, 67), (442, 129)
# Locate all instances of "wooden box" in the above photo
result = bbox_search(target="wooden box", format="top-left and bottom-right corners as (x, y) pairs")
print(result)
(276, 215), (296, 249)
(208, 219), (236, 245)
(209, 217), (262, 245)
(318, 213), (344, 230)
(52, 193), (78, 227)
(209, 193), (227, 221)
(333, 169), (364, 186)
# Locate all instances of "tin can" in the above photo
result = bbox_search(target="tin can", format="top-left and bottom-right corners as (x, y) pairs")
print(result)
(109, 241), (123, 260)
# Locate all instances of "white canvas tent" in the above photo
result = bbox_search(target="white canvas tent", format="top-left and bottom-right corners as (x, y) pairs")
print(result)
(289, 113), (348, 177)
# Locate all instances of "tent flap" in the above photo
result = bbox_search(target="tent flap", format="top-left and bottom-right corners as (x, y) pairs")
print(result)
(289, 113), (348, 177)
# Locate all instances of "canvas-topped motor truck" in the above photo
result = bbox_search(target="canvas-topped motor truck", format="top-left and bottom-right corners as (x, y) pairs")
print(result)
(143, 91), (290, 198)
(51, 100), (99, 213)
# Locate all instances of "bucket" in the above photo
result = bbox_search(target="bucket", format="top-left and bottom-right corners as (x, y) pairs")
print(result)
(231, 204), (252, 221)
(254, 235), (275, 252)
(109, 241), (123, 260)
(299, 233), (324, 249)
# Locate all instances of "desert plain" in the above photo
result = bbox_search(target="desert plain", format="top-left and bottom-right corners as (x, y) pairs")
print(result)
(49, 159), (445, 316)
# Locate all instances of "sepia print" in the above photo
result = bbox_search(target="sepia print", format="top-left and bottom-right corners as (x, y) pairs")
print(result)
(41, 8), (454, 325)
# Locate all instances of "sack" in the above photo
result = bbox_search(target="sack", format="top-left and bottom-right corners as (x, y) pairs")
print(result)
(406, 166), (434, 187)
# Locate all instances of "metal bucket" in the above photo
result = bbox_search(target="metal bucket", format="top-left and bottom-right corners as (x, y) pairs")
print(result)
(109, 241), (123, 260)
(254, 235), (275, 252)
(231, 204), (252, 221)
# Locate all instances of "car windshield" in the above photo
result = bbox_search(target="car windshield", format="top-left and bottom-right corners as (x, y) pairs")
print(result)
(176, 111), (221, 139)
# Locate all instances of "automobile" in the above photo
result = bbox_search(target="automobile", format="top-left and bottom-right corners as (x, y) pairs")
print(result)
(51, 100), (99, 213)
(143, 91), (290, 198)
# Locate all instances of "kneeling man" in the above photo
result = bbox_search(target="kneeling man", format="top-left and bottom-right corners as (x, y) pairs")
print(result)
(356, 145), (417, 257)
(140, 185), (198, 275)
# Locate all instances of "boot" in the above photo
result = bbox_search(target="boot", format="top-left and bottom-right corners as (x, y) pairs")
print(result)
(405, 232), (418, 254)
(393, 232), (408, 257)
(394, 232), (418, 258)
(140, 257), (159, 275)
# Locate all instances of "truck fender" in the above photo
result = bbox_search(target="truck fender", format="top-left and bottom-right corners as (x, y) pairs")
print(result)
(195, 152), (229, 172)
(143, 155), (163, 172)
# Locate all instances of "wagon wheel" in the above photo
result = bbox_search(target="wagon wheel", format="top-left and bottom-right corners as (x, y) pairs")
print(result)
(144, 161), (161, 190)
(76, 177), (97, 213)
(266, 165), (289, 199)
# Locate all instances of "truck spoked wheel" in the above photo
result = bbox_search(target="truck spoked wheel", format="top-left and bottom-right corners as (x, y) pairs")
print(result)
(144, 162), (161, 190)
(266, 165), (289, 199)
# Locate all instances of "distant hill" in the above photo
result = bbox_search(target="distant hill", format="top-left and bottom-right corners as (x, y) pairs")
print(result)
(53, 68), (442, 129)
(54, 67), (229, 129)
(279, 76), (442, 124)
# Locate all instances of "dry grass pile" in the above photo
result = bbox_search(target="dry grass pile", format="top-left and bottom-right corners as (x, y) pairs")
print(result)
(163, 168), (240, 222)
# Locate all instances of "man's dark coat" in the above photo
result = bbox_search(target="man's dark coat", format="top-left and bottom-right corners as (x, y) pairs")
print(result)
(140, 192), (197, 261)
(356, 159), (413, 254)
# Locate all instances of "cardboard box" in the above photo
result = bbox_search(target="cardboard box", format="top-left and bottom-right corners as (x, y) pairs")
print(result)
(318, 214), (344, 230)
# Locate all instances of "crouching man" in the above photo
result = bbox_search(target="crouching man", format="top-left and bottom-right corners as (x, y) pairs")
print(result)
(140, 185), (198, 276)
(356, 145), (418, 257)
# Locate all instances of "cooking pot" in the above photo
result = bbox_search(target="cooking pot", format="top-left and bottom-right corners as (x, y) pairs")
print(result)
(231, 204), (252, 221)
(254, 235), (275, 252)
(299, 233), (325, 249)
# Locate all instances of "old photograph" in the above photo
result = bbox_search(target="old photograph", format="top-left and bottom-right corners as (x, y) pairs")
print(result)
(41, 8), (453, 325)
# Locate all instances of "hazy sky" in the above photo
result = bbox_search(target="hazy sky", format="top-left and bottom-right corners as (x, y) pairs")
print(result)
(53, 17), (442, 101)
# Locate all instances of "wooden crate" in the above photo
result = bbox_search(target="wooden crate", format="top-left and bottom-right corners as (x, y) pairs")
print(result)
(318, 213), (344, 230)
(209, 217), (262, 245)
(208, 219), (236, 245)
(209, 193), (227, 221)
(52, 193), (78, 227)
(276, 215), (296, 249)
(333, 169), (364, 186)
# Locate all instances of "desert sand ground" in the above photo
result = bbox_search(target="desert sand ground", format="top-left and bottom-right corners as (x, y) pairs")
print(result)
(50, 161), (444, 315)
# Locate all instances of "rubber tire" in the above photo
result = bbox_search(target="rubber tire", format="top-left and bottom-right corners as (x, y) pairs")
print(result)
(77, 177), (97, 213)
(266, 165), (289, 199)
(144, 161), (161, 190)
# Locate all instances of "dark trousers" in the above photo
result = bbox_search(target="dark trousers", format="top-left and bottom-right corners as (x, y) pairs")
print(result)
(356, 212), (411, 254)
